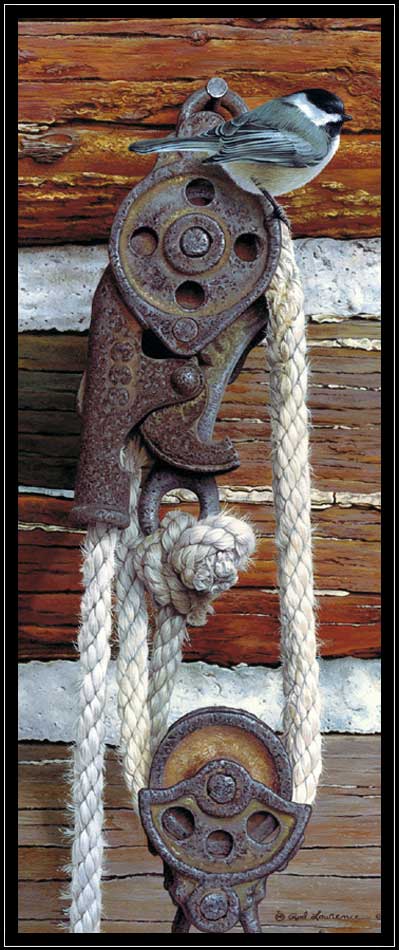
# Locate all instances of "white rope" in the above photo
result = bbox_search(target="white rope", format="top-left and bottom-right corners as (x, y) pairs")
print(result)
(265, 223), (321, 804)
(69, 523), (118, 933)
(114, 445), (152, 813)
(133, 509), (256, 756)
(69, 221), (320, 931)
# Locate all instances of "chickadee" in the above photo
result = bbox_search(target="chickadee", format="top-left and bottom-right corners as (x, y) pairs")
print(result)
(129, 88), (352, 218)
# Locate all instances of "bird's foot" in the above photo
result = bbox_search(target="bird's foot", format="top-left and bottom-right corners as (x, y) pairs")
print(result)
(269, 198), (291, 230)
(259, 190), (291, 230)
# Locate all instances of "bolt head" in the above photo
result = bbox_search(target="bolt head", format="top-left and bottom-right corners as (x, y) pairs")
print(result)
(171, 364), (203, 397)
(180, 226), (211, 258)
(207, 772), (237, 803)
(173, 317), (199, 343)
(206, 77), (228, 99)
(200, 891), (229, 921)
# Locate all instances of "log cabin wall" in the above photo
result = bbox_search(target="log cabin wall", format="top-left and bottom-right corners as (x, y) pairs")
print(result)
(18, 17), (380, 705)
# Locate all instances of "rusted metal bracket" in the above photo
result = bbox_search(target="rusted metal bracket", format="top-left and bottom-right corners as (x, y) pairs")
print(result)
(139, 708), (311, 933)
(70, 77), (281, 532)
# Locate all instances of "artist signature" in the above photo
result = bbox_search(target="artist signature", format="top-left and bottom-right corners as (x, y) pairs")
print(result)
(275, 910), (380, 923)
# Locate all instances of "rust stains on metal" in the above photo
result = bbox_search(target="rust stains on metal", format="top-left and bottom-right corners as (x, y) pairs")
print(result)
(139, 707), (311, 933)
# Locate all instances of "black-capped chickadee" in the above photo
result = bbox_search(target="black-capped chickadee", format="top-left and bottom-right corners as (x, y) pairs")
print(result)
(129, 88), (352, 218)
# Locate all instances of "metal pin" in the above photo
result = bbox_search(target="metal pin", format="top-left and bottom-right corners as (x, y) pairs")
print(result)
(206, 77), (229, 102)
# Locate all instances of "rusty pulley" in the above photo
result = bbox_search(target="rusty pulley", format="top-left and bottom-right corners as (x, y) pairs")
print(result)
(139, 708), (311, 933)
(70, 77), (281, 533)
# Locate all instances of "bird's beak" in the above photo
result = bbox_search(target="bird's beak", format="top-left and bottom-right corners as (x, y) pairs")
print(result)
(343, 113), (353, 122)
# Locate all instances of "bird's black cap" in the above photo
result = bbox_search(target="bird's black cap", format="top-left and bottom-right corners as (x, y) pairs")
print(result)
(304, 88), (352, 121)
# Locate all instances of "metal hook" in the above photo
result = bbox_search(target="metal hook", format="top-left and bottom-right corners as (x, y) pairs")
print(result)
(138, 463), (220, 535)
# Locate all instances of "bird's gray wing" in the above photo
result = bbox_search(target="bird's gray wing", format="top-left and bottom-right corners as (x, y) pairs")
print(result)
(202, 101), (329, 167)
(203, 127), (328, 167)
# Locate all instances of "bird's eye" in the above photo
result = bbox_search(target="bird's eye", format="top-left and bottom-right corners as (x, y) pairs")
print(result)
(325, 121), (342, 137)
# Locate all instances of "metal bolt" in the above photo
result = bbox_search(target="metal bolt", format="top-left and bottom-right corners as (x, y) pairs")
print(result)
(207, 772), (237, 803)
(180, 226), (211, 258)
(200, 892), (229, 921)
(111, 341), (135, 362)
(171, 364), (203, 397)
(173, 317), (199, 342)
(206, 77), (228, 100)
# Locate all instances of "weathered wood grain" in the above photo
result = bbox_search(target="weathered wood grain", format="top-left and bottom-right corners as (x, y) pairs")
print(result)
(17, 321), (381, 372)
(18, 328), (381, 493)
(18, 135), (380, 244)
(18, 528), (381, 593)
(17, 28), (380, 119)
(17, 738), (381, 933)
(18, 860), (381, 930)
(18, 734), (380, 762)
(17, 314), (381, 664)
(18, 492), (380, 663)
(17, 745), (382, 811)
(18, 19), (382, 37)
(17, 18), (380, 242)
(18, 493), (381, 539)
(19, 843), (380, 882)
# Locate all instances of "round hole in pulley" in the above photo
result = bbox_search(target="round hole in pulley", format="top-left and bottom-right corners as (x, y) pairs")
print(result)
(161, 806), (195, 840)
(206, 830), (234, 858)
(247, 811), (280, 844)
(234, 232), (260, 262)
(175, 280), (205, 310)
(129, 226), (158, 256)
(185, 178), (215, 206)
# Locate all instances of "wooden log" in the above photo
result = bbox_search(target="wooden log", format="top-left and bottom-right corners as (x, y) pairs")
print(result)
(17, 738), (381, 808)
(18, 424), (381, 493)
(17, 322), (381, 371)
(18, 134), (380, 244)
(17, 730), (381, 937)
(17, 493), (381, 663)
(18, 734), (380, 762)
(18, 19), (380, 242)
(18, 19), (382, 37)
(17, 28), (380, 120)
(19, 494), (382, 539)
(18, 495), (380, 662)
(17, 875), (381, 929)
(18, 328), (381, 493)
(17, 528), (381, 594)
(18, 842), (380, 882)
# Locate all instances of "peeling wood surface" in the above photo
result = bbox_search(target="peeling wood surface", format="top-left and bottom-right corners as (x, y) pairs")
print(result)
(18, 134), (380, 244)
(17, 738), (381, 934)
(18, 18), (380, 242)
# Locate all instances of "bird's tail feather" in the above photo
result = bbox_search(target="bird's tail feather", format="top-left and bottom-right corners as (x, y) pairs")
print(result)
(129, 136), (213, 155)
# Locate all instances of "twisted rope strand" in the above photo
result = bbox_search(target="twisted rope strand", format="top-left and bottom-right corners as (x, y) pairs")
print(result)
(114, 446), (152, 811)
(133, 509), (256, 758)
(266, 223), (321, 804)
(69, 523), (117, 933)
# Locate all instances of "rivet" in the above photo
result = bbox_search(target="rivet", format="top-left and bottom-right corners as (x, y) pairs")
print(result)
(200, 892), (229, 921)
(173, 317), (199, 342)
(207, 773), (237, 803)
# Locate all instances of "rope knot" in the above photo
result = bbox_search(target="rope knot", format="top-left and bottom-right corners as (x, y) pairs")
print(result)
(133, 509), (256, 626)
